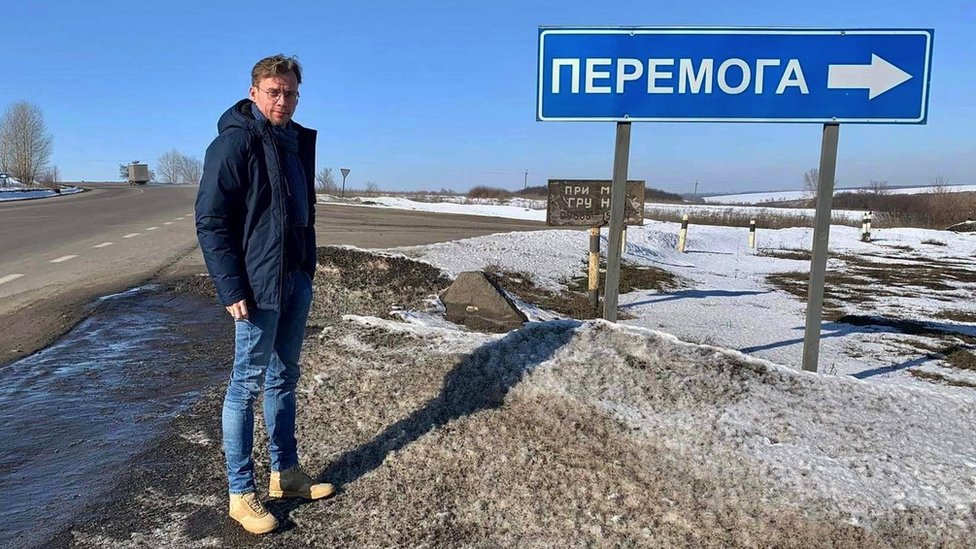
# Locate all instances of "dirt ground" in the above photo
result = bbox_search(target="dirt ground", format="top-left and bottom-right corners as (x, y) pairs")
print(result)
(40, 248), (976, 548)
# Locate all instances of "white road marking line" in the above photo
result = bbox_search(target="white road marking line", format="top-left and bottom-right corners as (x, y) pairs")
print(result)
(123, 233), (141, 238)
(50, 255), (78, 263)
(175, 217), (185, 221)
(0, 274), (25, 286)
(93, 242), (114, 248)
(163, 222), (174, 225)
(146, 227), (159, 231)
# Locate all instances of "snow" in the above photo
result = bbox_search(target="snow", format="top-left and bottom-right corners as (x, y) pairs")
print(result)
(317, 194), (546, 221)
(323, 198), (976, 389)
(323, 195), (976, 523)
(705, 184), (976, 204)
(318, 194), (869, 223)
(337, 314), (976, 527)
(393, 218), (976, 386)
(0, 186), (83, 202)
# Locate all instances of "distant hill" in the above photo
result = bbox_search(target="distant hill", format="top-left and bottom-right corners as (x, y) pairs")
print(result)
(703, 184), (976, 205)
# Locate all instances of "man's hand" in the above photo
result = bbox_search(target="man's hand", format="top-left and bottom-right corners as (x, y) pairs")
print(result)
(226, 300), (249, 321)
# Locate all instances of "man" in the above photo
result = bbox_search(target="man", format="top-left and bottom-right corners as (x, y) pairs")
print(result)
(195, 54), (332, 535)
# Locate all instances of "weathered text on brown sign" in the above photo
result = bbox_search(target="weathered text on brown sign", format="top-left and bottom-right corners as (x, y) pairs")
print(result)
(546, 179), (645, 226)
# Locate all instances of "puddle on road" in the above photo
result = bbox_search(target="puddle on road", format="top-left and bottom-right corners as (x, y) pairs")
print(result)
(0, 286), (228, 549)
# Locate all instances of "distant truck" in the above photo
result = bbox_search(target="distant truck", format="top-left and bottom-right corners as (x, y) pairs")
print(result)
(127, 163), (150, 186)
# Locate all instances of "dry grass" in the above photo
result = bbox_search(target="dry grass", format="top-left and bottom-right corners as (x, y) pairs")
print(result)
(567, 261), (679, 295)
(467, 186), (514, 199)
(765, 252), (976, 318)
(757, 248), (812, 261)
(942, 346), (976, 371)
(764, 248), (976, 380)
(908, 369), (976, 388)
(764, 271), (873, 321)
(731, 189), (976, 229)
(934, 309), (976, 323)
(644, 209), (860, 229)
(883, 244), (914, 252)
(484, 267), (607, 319)
(308, 247), (453, 329)
(484, 261), (679, 320)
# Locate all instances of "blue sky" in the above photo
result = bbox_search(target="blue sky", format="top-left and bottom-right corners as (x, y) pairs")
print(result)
(1, 0), (972, 194)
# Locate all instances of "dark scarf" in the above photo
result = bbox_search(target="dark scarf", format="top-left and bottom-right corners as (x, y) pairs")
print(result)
(251, 103), (308, 227)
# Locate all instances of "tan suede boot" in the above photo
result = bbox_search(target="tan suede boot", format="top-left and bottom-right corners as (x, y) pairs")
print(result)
(228, 492), (278, 535)
(269, 465), (335, 500)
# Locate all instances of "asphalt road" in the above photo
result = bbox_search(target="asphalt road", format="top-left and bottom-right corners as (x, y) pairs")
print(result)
(0, 183), (549, 365)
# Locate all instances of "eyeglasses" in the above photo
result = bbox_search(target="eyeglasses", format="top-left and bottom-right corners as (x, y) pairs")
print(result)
(255, 86), (300, 102)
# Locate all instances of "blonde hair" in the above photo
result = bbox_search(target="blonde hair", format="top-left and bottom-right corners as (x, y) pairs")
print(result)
(251, 54), (303, 86)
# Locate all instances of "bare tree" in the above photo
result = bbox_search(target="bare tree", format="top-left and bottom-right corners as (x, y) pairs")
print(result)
(157, 150), (182, 184)
(0, 101), (54, 185)
(119, 163), (130, 180)
(802, 168), (819, 197)
(315, 167), (337, 193)
(39, 165), (60, 186)
(867, 180), (890, 196)
(365, 181), (380, 197)
(156, 149), (201, 184)
(802, 168), (839, 198)
(930, 175), (951, 194)
(178, 155), (203, 185)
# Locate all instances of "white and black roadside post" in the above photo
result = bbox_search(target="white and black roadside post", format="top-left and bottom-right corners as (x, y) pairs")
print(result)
(866, 211), (873, 241)
(677, 214), (689, 253)
(340, 168), (350, 198)
(801, 123), (840, 373)
(588, 226), (601, 310)
(861, 212), (869, 241)
(603, 122), (632, 322)
(749, 219), (757, 249)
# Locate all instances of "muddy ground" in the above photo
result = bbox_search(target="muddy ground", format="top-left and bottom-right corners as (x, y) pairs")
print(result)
(0, 244), (202, 369)
(37, 248), (976, 548)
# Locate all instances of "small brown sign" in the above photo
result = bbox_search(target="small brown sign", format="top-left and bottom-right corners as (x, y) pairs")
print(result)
(546, 179), (645, 226)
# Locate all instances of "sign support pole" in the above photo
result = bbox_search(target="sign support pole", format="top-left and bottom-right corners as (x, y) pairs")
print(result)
(603, 121), (631, 322)
(801, 123), (840, 373)
(340, 168), (351, 198)
(588, 227), (600, 310)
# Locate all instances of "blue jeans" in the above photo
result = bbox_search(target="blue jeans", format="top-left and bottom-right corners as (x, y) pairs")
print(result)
(222, 270), (313, 494)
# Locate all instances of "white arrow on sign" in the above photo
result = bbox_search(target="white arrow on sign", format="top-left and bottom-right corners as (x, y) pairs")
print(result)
(827, 54), (912, 100)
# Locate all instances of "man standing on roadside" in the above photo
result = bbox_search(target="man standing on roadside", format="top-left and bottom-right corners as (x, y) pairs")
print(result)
(195, 54), (333, 535)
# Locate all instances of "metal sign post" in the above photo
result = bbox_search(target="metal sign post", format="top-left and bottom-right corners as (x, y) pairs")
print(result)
(340, 168), (350, 197)
(801, 123), (840, 372)
(603, 122), (631, 322)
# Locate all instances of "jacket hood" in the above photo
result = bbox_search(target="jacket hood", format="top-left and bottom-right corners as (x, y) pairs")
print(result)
(217, 99), (261, 135)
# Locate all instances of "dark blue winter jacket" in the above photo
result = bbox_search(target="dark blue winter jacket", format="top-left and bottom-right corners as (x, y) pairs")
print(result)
(195, 99), (317, 311)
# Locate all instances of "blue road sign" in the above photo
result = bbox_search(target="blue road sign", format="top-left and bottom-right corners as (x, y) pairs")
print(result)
(537, 28), (933, 124)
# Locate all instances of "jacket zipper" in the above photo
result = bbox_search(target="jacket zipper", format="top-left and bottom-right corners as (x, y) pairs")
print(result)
(263, 123), (288, 309)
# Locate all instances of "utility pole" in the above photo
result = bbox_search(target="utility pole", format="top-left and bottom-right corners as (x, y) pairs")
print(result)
(694, 180), (698, 198)
(524, 170), (528, 189)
